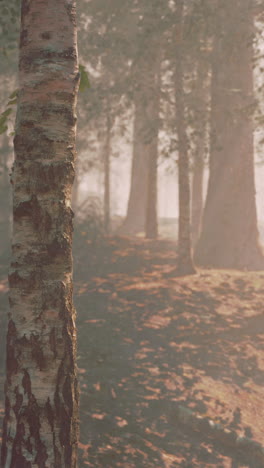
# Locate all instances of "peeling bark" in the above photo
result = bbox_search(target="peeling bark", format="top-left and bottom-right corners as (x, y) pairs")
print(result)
(1, 1), (79, 467)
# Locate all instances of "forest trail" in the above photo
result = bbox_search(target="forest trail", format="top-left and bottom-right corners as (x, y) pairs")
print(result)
(74, 236), (264, 467)
(1, 237), (264, 467)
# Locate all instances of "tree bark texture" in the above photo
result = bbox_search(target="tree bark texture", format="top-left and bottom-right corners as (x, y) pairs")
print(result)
(0, 136), (12, 375)
(71, 166), (79, 216)
(194, 0), (263, 270)
(118, 51), (160, 237)
(145, 55), (161, 240)
(191, 62), (209, 247)
(1, 1), (79, 467)
(104, 112), (111, 235)
(0, 135), (12, 259)
(174, 0), (196, 276)
(191, 148), (204, 248)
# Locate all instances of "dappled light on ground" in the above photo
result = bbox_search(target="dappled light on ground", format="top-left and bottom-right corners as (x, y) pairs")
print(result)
(72, 237), (264, 467)
(0, 237), (264, 466)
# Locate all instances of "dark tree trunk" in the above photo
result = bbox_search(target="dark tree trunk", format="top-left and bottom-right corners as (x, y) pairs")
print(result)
(191, 63), (209, 247)
(104, 112), (111, 234)
(0, 136), (12, 375)
(145, 139), (159, 239)
(174, 0), (196, 276)
(118, 48), (160, 237)
(194, 0), (263, 270)
(145, 57), (161, 240)
(191, 149), (204, 248)
(0, 135), (12, 260)
(118, 92), (149, 236)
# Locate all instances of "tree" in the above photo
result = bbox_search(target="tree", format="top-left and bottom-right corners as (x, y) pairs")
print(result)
(118, 86), (150, 235)
(1, 0), (79, 466)
(194, 0), (263, 269)
(103, 108), (112, 234)
(121, 47), (161, 238)
(145, 52), (161, 240)
(174, 0), (196, 275)
(190, 61), (208, 248)
(0, 135), (12, 260)
(183, 1), (211, 248)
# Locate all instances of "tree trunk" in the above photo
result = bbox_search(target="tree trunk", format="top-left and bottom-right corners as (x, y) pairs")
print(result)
(145, 57), (161, 240)
(1, 1), (79, 467)
(118, 92), (149, 236)
(174, 0), (196, 276)
(118, 49), (160, 237)
(0, 136), (12, 376)
(104, 112), (111, 235)
(145, 138), (159, 239)
(194, 0), (263, 270)
(191, 149), (204, 248)
(71, 164), (80, 216)
(0, 135), (12, 260)
(190, 62), (209, 248)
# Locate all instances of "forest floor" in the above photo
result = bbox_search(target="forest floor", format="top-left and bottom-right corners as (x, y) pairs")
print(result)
(1, 235), (264, 467)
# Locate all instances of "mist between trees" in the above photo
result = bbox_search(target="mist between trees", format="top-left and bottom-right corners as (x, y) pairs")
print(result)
(1, 0), (264, 467)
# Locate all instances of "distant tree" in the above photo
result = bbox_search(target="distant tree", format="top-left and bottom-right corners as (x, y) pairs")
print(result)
(119, 86), (149, 235)
(190, 61), (209, 247)
(121, 47), (161, 238)
(194, 0), (263, 269)
(145, 54), (161, 239)
(117, 3), (166, 238)
(79, 0), (170, 238)
(103, 107), (113, 234)
(1, 1), (79, 466)
(173, 0), (196, 275)
(77, 0), (133, 230)
(183, 0), (211, 248)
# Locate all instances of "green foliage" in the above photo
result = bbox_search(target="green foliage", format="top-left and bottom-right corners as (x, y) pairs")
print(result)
(79, 64), (91, 92)
(74, 196), (104, 243)
(0, 0), (20, 55)
(0, 89), (18, 135)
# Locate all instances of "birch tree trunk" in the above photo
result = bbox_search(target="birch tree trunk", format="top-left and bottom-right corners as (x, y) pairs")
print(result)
(1, 1), (79, 467)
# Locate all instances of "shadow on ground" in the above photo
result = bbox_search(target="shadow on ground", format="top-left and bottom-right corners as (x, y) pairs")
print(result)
(73, 236), (264, 467)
